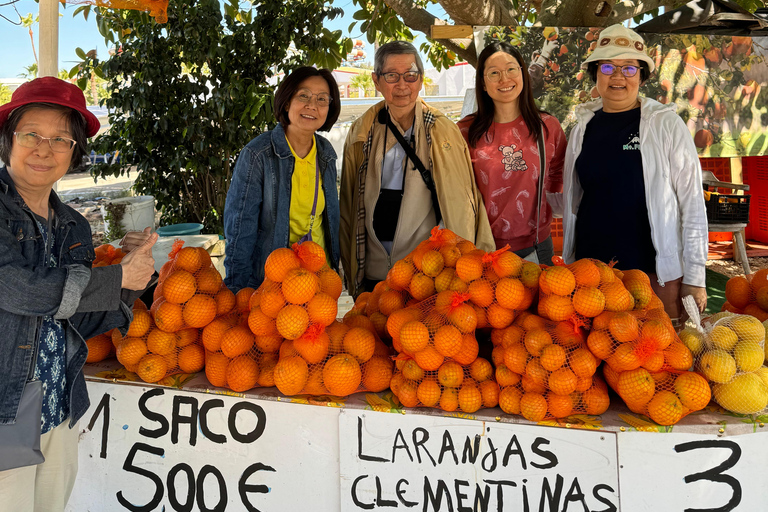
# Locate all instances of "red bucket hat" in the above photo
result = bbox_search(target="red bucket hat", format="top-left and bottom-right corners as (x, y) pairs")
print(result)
(0, 77), (101, 137)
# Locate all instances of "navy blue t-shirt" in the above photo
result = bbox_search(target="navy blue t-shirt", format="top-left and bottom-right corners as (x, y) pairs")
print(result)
(574, 107), (656, 274)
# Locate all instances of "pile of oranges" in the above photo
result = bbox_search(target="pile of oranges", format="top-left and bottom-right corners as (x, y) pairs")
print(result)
(536, 258), (641, 324)
(274, 318), (393, 396)
(152, 243), (233, 332)
(116, 298), (206, 383)
(390, 357), (499, 413)
(237, 241), (393, 397)
(384, 290), (500, 413)
(115, 242), (222, 383)
(723, 268), (768, 321)
(490, 311), (609, 421)
(201, 287), (276, 393)
(92, 243), (126, 267)
(589, 307), (709, 425)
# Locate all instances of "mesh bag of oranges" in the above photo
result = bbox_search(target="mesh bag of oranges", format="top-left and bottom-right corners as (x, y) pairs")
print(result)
(390, 357), (499, 413)
(93, 243), (126, 267)
(722, 269), (768, 321)
(151, 241), (231, 332)
(603, 364), (711, 425)
(490, 311), (610, 420)
(272, 318), (394, 397)
(386, 291), (483, 369)
(116, 297), (206, 382)
(201, 301), (280, 392)
(683, 300), (768, 415)
(587, 307), (693, 375)
(536, 258), (652, 326)
(384, 227), (480, 305)
(205, 240), (340, 393)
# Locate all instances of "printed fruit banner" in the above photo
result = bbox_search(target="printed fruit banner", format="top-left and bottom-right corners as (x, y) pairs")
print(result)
(474, 26), (768, 157)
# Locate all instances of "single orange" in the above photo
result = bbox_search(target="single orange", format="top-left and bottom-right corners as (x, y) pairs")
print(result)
(226, 355), (260, 392)
(323, 353), (363, 396)
(137, 354), (168, 383)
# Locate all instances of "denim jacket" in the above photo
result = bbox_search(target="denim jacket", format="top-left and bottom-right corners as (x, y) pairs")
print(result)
(224, 123), (340, 291)
(0, 166), (139, 427)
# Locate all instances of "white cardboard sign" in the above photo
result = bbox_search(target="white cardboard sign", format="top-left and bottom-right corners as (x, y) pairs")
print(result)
(338, 409), (620, 512)
(68, 381), (341, 511)
(618, 430), (768, 511)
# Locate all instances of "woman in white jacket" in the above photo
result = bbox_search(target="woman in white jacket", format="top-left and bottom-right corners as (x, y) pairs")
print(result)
(553, 24), (708, 323)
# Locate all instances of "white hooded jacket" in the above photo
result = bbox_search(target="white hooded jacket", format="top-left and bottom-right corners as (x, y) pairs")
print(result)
(548, 96), (708, 287)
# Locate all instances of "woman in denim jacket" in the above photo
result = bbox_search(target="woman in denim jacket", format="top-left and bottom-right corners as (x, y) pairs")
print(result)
(224, 67), (341, 292)
(0, 77), (157, 510)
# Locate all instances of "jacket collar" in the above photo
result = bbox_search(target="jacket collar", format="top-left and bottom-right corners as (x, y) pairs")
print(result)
(270, 122), (333, 164)
(347, 99), (442, 145)
(0, 165), (77, 225)
(575, 96), (672, 124)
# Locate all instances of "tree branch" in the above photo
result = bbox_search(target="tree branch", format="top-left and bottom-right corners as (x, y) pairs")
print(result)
(383, 0), (478, 65)
(536, 0), (679, 27)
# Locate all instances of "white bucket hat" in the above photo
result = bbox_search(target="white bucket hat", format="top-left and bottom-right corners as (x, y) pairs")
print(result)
(581, 24), (655, 73)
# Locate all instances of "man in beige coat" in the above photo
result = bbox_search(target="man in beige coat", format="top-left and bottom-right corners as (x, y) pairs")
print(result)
(340, 41), (494, 298)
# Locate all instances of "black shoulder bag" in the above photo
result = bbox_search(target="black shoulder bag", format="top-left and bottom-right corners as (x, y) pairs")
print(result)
(378, 108), (442, 226)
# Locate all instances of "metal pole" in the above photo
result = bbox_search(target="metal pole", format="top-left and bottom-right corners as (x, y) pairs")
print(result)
(39, 0), (59, 77)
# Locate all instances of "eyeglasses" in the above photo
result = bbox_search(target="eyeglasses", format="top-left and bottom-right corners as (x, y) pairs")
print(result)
(378, 71), (421, 84)
(599, 63), (639, 78)
(294, 89), (332, 108)
(14, 132), (77, 153)
(485, 65), (522, 83)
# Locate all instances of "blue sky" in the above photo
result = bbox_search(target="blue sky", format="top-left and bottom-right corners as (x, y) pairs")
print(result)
(0, 0), (438, 79)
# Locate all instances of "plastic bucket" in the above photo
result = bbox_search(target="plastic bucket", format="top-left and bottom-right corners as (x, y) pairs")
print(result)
(101, 195), (155, 235)
(156, 223), (204, 236)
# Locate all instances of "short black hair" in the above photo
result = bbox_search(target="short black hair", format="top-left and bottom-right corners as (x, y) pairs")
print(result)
(0, 103), (88, 170)
(274, 67), (340, 132)
(587, 61), (651, 83)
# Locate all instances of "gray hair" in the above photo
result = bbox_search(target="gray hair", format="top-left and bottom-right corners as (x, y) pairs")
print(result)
(374, 41), (424, 75)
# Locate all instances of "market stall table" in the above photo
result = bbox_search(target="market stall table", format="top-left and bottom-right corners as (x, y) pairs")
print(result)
(67, 359), (767, 512)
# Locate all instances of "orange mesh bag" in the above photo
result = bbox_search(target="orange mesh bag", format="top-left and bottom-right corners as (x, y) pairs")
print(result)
(390, 356), (499, 413)
(387, 291), (484, 368)
(594, 299), (711, 425)
(201, 307), (274, 392)
(151, 240), (224, 332)
(65, 0), (169, 23)
(603, 365), (711, 426)
(384, 227), (476, 306)
(536, 258), (634, 326)
(586, 307), (690, 374)
(272, 319), (394, 397)
(497, 375), (610, 422)
(92, 243), (126, 267)
(491, 311), (608, 420)
(683, 299), (768, 415)
(116, 299), (205, 383)
(235, 241), (389, 397)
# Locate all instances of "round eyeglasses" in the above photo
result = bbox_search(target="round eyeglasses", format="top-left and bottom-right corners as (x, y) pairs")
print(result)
(485, 65), (522, 83)
(378, 71), (421, 84)
(294, 89), (332, 108)
(599, 63), (639, 78)
(14, 132), (77, 153)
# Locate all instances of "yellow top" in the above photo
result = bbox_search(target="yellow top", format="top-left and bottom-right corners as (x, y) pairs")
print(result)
(287, 136), (326, 250)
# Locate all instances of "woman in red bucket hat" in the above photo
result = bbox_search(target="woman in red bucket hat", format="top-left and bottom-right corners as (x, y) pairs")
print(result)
(0, 77), (157, 510)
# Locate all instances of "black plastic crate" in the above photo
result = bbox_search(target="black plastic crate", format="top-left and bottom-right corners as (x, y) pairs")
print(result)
(705, 194), (750, 223)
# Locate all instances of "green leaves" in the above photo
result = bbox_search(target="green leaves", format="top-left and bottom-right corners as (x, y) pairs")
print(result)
(71, 0), (344, 233)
